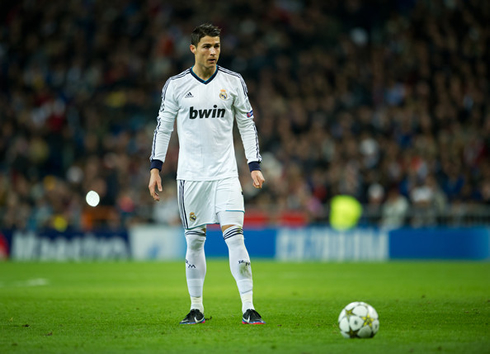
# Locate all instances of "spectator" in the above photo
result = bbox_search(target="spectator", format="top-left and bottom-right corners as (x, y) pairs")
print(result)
(381, 186), (409, 229)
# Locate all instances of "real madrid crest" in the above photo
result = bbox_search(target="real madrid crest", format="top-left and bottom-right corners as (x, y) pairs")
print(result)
(219, 89), (227, 100)
(189, 212), (197, 221)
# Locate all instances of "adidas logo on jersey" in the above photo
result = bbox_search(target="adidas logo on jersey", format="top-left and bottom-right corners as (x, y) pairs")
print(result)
(189, 105), (225, 119)
(185, 92), (194, 98)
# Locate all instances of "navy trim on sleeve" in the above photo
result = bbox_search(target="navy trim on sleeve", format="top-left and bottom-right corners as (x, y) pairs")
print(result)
(248, 161), (261, 172)
(150, 159), (163, 171)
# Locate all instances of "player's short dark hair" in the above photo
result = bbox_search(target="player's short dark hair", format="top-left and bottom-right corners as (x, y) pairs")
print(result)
(191, 23), (221, 46)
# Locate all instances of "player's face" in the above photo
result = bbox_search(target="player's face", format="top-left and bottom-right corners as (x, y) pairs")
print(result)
(191, 36), (220, 70)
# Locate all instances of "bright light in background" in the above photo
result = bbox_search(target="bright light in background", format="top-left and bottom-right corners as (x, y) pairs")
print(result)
(85, 190), (100, 207)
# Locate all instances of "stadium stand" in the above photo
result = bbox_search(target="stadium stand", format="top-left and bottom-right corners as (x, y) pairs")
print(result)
(0, 0), (489, 230)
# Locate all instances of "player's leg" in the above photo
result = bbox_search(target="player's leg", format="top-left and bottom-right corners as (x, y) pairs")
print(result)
(177, 179), (215, 324)
(185, 227), (207, 311)
(216, 177), (265, 324)
(221, 217), (252, 311)
(180, 226), (206, 324)
(220, 218), (265, 324)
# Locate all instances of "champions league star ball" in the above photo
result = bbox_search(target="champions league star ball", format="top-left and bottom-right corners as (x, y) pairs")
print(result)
(338, 302), (379, 338)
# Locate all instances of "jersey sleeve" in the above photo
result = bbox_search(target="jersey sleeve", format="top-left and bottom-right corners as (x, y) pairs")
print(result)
(150, 79), (179, 169)
(233, 75), (262, 167)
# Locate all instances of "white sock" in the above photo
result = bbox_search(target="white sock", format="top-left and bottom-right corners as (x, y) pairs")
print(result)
(190, 296), (204, 313)
(224, 226), (254, 314)
(240, 290), (254, 314)
(185, 228), (206, 313)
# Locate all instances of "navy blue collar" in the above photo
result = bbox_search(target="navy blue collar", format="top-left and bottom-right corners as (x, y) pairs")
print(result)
(190, 66), (219, 84)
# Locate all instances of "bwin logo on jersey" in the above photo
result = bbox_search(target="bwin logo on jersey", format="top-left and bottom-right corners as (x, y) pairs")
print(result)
(189, 105), (225, 119)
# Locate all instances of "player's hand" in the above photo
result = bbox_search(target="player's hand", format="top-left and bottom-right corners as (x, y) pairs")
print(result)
(148, 169), (163, 201)
(251, 170), (265, 189)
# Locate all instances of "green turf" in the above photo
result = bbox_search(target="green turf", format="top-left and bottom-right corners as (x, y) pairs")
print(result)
(1, 261), (489, 353)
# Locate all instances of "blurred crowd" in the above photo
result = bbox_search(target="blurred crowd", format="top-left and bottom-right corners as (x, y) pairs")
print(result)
(0, 0), (489, 231)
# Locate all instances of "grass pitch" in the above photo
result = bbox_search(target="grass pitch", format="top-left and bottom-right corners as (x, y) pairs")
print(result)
(1, 260), (489, 353)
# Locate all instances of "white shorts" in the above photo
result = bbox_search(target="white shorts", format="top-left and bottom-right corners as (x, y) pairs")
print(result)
(177, 177), (245, 230)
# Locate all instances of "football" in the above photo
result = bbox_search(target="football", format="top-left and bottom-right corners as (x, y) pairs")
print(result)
(338, 301), (379, 338)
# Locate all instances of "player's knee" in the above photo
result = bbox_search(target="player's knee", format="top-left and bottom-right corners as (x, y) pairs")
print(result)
(219, 211), (244, 231)
(221, 224), (233, 232)
(223, 225), (245, 245)
(185, 228), (206, 251)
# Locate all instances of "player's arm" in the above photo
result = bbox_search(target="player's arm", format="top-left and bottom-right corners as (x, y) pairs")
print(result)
(148, 80), (178, 201)
(233, 75), (264, 188)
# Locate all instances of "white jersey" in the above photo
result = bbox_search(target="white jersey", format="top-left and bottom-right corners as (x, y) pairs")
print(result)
(150, 66), (261, 181)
